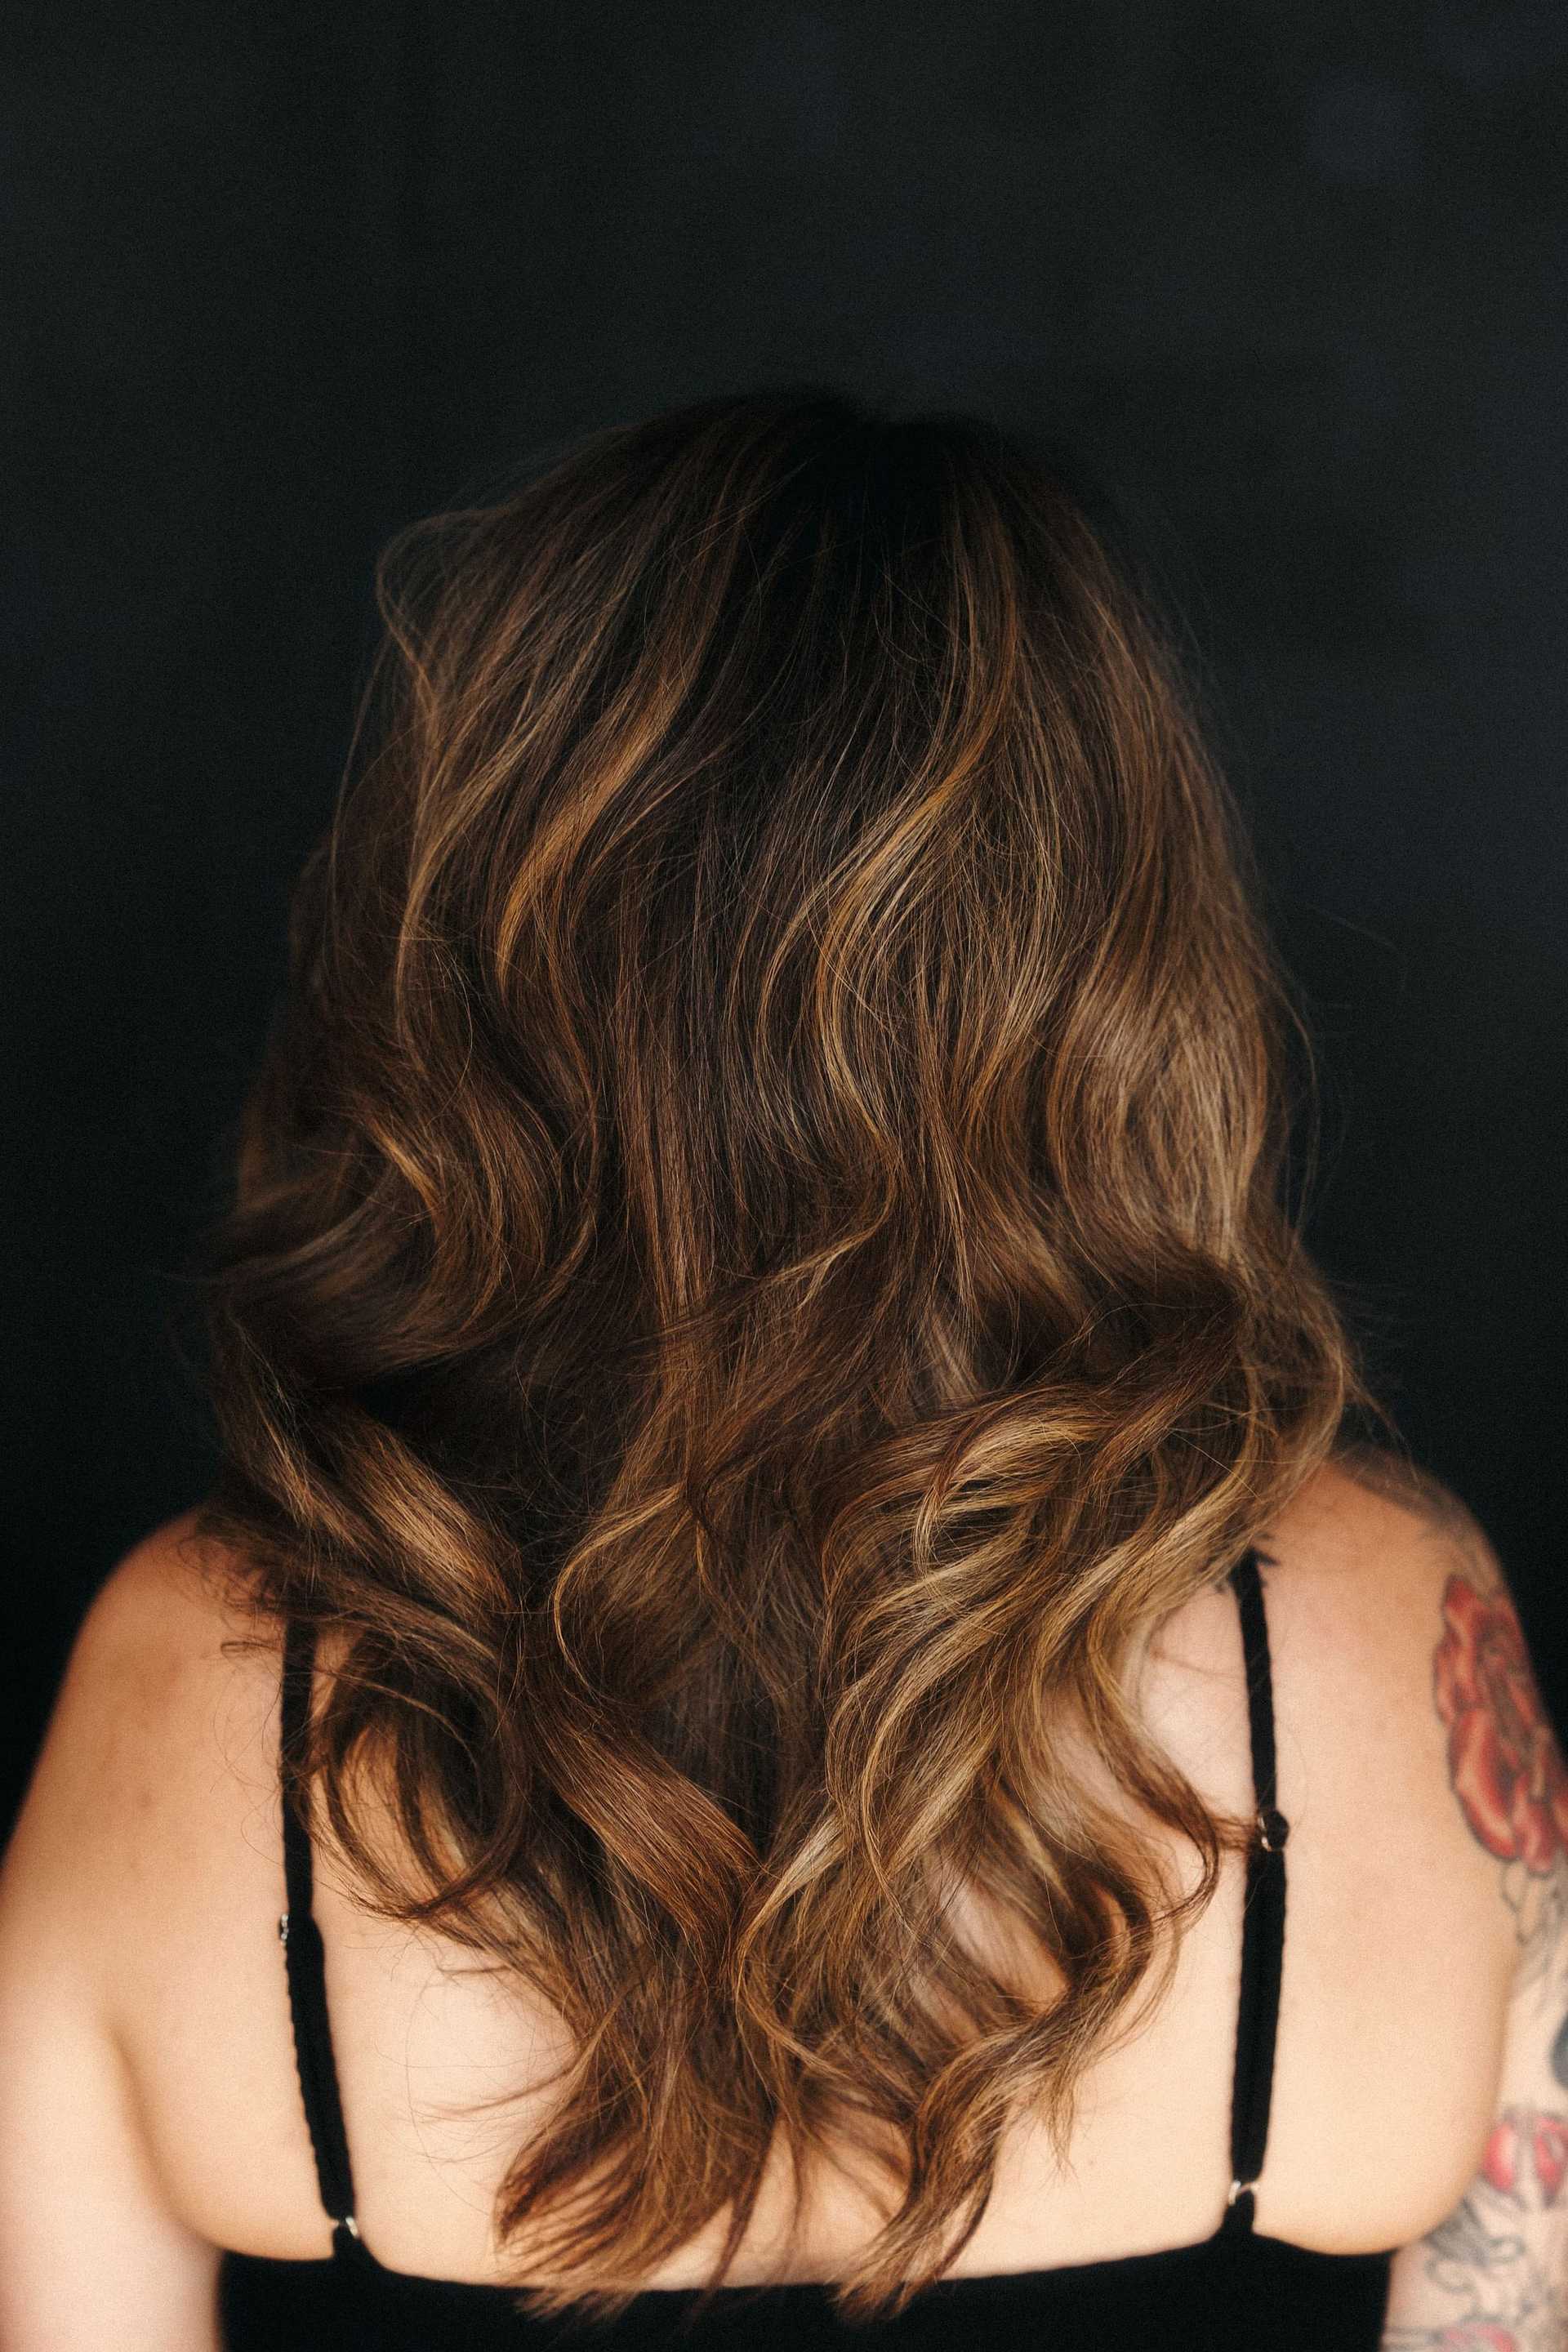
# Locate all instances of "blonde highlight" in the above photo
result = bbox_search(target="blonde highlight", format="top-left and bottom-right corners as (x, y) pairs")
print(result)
(188, 389), (1382, 2326)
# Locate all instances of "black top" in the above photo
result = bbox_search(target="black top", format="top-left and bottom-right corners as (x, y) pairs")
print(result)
(217, 1548), (1396, 2347)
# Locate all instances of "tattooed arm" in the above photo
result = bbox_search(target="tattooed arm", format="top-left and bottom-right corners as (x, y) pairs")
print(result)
(1381, 1534), (1568, 2350)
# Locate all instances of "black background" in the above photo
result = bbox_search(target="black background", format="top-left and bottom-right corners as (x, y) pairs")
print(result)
(7, 0), (1566, 1825)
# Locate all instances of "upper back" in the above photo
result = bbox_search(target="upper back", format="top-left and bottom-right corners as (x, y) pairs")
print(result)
(8, 1449), (1530, 2288)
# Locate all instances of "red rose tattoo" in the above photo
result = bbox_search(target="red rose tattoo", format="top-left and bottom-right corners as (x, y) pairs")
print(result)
(1433, 1575), (1568, 1875)
(1481, 2106), (1568, 2206)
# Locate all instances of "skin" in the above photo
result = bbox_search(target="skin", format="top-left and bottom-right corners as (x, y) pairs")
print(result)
(1375, 1485), (1568, 2350)
(0, 1450), (1553, 2347)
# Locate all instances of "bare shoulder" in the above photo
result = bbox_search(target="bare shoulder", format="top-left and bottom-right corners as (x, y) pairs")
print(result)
(1263, 1440), (1503, 1614)
(0, 1506), (283, 2004)
(74, 1499), (268, 1653)
(1298, 1470), (1568, 2326)
(0, 1511), (285, 2342)
(1152, 1446), (1534, 2026)
(1150, 1445), (1512, 1776)
(1258, 1441), (1524, 1704)
(1263, 1446), (1560, 1970)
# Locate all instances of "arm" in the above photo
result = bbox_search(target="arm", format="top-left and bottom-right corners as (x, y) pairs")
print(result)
(1381, 1521), (1568, 2350)
(0, 1539), (224, 2350)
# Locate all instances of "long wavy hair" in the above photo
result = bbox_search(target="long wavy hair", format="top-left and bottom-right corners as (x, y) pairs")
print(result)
(189, 388), (1381, 2326)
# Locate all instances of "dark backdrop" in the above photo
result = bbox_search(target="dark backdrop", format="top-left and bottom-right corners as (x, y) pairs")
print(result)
(7, 0), (1566, 1824)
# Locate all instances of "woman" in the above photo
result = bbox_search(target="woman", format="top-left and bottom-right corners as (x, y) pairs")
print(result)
(2, 391), (1561, 2350)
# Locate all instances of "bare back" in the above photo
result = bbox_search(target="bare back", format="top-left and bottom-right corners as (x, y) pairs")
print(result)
(3, 1449), (1557, 2342)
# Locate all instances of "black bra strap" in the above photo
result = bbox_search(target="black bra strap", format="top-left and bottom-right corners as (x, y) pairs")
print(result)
(278, 1615), (364, 2257)
(1219, 1545), (1290, 2238)
(274, 1570), (1290, 2256)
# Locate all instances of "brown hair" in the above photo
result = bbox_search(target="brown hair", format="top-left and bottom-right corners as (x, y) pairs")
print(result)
(188, 389), (1380, 2324)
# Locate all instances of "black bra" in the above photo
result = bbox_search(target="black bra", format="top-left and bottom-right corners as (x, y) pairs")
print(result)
(217, 1548), (1397, 2346)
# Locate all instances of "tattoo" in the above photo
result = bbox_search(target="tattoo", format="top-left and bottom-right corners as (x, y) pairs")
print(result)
(1336, 1446), (1568, 1979)
(1379, 2105), (1568, 2347)
(1379, 2185), (1568, 2345)
(1552, 2016), (1568, 2099)
(1380, 1536), (1568, 2349)
(1432, 1567), (1568, 1993)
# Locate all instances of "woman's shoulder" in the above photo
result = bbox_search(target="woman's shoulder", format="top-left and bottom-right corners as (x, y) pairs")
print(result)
(1210, 1439), (1535, 1738)
(1147, 1446), (1535, 1979)
(41, 1500), (274, 1704)
(2, 1506), (285, 2016)
(23, 1454), (1546, 2016)
(41, 1499), (281, 1796)
(6, 1462), (1548, 2278)
(1261, 1443), (1544, 1796)
(0, 1511), (277, 2284)
(38, 1452), (1544, 1927)
(1258, 1446), (1549, 1989)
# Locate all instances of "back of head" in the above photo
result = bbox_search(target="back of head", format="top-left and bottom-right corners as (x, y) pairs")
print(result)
(190, 387), (1375, 2323)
